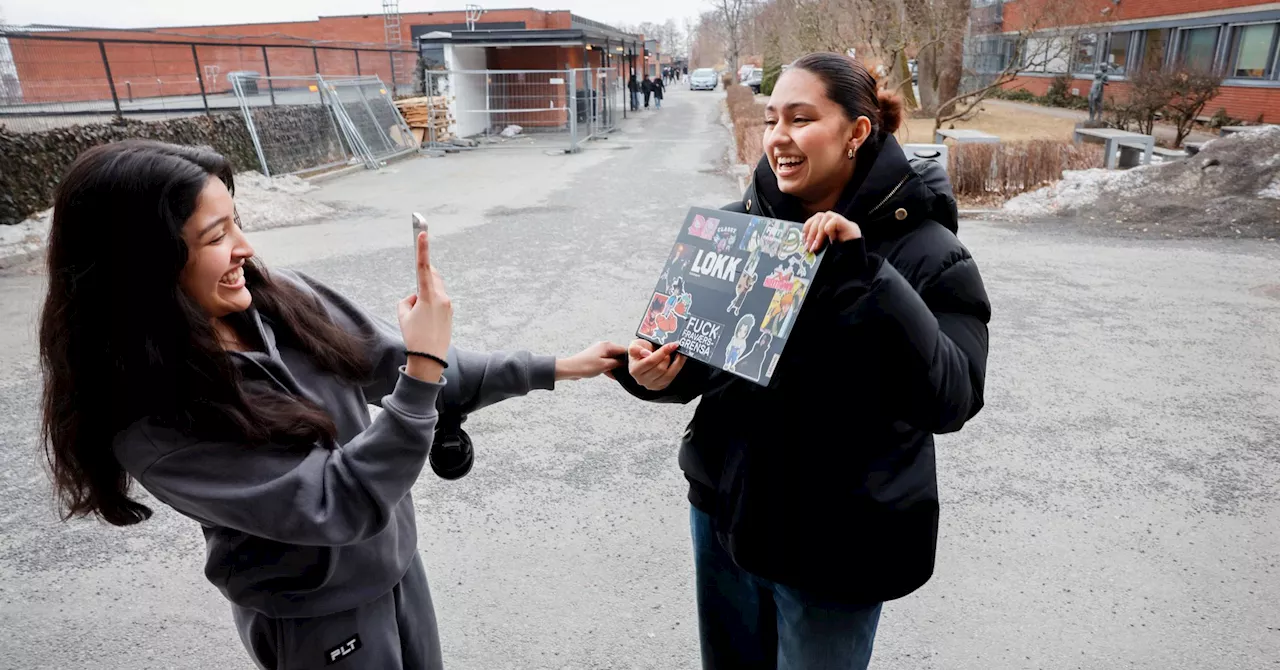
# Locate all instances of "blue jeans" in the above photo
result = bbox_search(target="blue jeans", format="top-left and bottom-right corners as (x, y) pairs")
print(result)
(656, 96), (662, 109)
(691, 507), (882, 670)
(630, 91), (639, 110)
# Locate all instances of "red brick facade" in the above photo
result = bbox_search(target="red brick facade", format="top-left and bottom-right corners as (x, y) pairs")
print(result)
(7, 8), (645, 104)
(997, 0), (1280, 124)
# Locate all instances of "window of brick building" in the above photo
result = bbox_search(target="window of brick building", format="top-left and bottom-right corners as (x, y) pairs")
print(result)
(1137, 28), (1171, 72)
(1106, 31), (1133, 74)
(1074, 33), (1099, 73)
(1227, 23), (1278, 79)
(1176, 26), (1221, 73)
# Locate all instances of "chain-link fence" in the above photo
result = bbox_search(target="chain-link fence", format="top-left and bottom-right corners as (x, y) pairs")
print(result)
(422, 68), (622, 152)
(232, 74), (416, 177)
(573, 67), (620, 142)
(323, 76), (416, 162)
(0, 30), (418, 133)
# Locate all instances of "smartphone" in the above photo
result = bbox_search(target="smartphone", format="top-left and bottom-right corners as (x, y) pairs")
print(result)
(412, 212), (428, 241)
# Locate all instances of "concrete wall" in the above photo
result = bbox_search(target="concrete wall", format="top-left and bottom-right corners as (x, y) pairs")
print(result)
(445, 45), (489, 138)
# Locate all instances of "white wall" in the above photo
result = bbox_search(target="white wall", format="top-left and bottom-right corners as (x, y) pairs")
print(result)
(444, 45), (489, 138)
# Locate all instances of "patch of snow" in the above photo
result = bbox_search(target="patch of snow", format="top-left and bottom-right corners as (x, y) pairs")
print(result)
(231, 171), (336, 232)
(0, 208), (51, 269)
(1260, 177), (1280, 200)
(1000, 124), (1280, 232)
(2, 172), (339, 267)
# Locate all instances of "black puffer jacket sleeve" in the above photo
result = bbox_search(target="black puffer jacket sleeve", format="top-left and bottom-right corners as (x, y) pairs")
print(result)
(612, 356), (719, 404)
(831, 237), (990, 434)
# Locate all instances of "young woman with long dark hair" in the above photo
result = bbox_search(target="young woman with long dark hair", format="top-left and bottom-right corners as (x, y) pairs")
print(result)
(614, 53), (992, 668)
(39, 140), (623, 669)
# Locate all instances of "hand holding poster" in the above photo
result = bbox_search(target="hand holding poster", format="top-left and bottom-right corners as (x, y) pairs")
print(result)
(636, 207), (827, 386)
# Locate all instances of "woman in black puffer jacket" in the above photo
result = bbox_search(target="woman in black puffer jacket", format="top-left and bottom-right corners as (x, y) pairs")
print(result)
(614, 52), (991, 670)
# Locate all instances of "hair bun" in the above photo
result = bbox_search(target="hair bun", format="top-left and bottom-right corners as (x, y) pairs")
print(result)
(876, 89), (904, 134)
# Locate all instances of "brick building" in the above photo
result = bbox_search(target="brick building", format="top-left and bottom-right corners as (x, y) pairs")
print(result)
(1, 7), (648, 105)
(968, 0), (1280, 123)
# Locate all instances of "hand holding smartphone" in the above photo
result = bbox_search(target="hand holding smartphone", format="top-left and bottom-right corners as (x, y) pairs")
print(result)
(412, 212), (428, 241)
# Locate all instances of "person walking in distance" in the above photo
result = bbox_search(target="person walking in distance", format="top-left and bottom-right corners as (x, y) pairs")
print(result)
(652, 74), (666, 110)
(629, 74), (640, 111)
(641, 74), (653, 109)
(613, 52), (991, 669)
(38, 140), (625, 670)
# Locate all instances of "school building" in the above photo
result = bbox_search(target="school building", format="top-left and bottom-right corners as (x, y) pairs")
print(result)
(968, 0), (1280, 123)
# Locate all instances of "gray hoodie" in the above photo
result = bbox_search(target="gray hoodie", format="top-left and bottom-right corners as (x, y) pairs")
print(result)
(113, 270), (555, 618)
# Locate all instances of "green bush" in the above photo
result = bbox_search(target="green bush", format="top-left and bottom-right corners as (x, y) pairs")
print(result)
(1208, 107), (1235, 129)
(1045, 74), (1071, 107)
(761, 62), (781, 96)
(1002, 88), (1037, 102)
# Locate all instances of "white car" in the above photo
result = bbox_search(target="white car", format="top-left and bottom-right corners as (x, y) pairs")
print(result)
(689, 68), (718, 91)
(743, 67), (763, 93)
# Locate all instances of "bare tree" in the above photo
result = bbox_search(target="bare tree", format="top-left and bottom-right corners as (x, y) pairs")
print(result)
(711, 0), (750, 80)
(691, 10), (729, 69)
(931, 7), (1088, 131)
(683, 16), (698, 63)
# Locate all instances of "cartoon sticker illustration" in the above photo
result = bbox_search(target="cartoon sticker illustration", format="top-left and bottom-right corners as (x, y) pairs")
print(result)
(738, 217), (765, 251)
(688, 213), (720, 241)
(760, 219), (785, 257)
(638, 292), (668, 339)
(647, 276), (693, 343)
(726, 269), (757, 316)
(734, 331), (775, 382)
(712, 226), (738, 254)
(761, 279), (807, 338)
(776, 224), (805, 260)
(724, 314), (756, 372)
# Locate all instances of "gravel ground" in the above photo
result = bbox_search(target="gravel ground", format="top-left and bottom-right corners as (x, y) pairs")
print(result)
(1, 89), (1278, 670)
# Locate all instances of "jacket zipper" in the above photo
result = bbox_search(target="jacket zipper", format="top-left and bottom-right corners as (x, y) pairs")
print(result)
(866, 174), (911, 219)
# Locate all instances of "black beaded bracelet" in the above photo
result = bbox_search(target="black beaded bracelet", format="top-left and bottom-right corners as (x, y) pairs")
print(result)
(404, 350), (449, 369)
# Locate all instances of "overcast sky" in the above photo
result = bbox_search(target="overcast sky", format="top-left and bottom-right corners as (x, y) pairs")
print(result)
(2, 0), (697, 32)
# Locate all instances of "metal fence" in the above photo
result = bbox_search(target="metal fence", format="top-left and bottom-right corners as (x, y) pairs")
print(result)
(0, 30), (417, 133)
(231, 74), (417, 177)
(422, 68), (622, 152)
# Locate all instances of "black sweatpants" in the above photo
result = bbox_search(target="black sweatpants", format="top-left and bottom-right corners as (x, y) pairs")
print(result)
(233, 555), (442, 669)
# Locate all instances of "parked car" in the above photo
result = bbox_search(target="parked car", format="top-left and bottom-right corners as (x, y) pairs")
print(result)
(689, 68), (718, 91)
(743, 67), (763, 94)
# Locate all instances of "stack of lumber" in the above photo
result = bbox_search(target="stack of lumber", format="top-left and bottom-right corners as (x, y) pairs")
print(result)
(394, 96), (453, 143)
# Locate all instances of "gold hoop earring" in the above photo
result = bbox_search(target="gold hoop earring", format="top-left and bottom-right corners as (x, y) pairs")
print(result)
(847, 148), (855, 159)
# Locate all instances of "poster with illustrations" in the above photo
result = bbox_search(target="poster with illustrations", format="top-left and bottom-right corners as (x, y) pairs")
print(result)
(635, 207), (826, 386)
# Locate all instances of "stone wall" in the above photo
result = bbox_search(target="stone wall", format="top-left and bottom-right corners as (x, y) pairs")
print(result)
(0, 105), (338, 226)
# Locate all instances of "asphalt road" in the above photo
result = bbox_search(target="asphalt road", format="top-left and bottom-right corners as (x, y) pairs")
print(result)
(1, 87), (1278, 670)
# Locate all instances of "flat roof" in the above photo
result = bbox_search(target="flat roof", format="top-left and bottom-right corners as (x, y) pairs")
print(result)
(417, 27), (643, 50)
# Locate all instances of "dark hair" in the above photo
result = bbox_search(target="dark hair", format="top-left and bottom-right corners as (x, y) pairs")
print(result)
(789, 53), (903, 134)
(39, 140), (371, 526)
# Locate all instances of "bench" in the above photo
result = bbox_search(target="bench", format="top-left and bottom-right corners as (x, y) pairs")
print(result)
(1074, 127), (1154, 169)
(933, 129), (1000, 144)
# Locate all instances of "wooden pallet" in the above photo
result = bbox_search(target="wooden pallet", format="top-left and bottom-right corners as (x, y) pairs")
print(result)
(394, 96), (454, 141)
